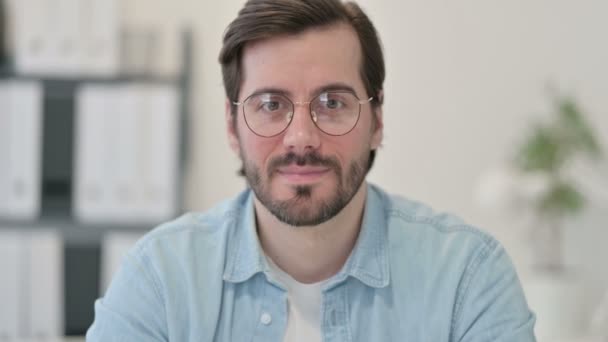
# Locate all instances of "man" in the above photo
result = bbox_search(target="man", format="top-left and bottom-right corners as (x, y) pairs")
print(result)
(87, 0), (536, 341)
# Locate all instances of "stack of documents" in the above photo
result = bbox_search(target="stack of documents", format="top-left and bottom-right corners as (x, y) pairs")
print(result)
(9, 0), (120, 76)
(74, 84), (179, 224)
(0, 229), (63, 339)
(0, 80), (43, 220)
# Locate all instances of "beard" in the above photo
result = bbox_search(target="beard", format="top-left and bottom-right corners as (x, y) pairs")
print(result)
(242, 150), (368, 227)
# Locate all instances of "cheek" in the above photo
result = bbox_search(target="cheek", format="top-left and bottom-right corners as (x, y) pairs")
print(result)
(343, 120), (375, 150)
(238, 130), (281, 165)
(321, 137), (362, 169)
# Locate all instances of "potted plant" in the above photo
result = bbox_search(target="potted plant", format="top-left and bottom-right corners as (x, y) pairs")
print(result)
(475, 91), (605, 339)
(513, 92), (603, 272)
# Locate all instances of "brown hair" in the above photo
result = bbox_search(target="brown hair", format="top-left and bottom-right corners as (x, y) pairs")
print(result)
(219, 0), (385, 172)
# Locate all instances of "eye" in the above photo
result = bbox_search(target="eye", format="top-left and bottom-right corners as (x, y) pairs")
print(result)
(317, 92), (349, 112)
(260, 101), (281, 112)
(324, 98), (343, 110)
(249, 93), (289, 114)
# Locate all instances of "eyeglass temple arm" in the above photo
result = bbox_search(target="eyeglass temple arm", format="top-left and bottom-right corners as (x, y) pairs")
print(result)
(359, 97), (374, 104)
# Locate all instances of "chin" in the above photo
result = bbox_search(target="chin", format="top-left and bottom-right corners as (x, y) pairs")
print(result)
(274, 179), (334, 201)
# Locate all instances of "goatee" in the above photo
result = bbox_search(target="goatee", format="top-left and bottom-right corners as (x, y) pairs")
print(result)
(243, 150), (367, 227)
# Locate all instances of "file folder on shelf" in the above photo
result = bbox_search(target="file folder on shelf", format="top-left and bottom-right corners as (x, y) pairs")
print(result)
(112, 85), (143, 223)
(49, 0), (81, 75)
(0, 80), (43, 220)
(79, 0), (121, 76)
(11, 0), (120, 76)
(25, 230), (64, 338)
(0, 229), (63, 339)
(0, 83), (10, 215)
(0, 230), (24, 339)
(133, 84), (179, 222)
(74, 84), (179, 224)
(11, 0), (53, 75)
(74, 85), (118, 222)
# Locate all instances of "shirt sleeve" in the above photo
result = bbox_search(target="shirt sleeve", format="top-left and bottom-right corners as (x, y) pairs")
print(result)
(86, 250), (168, 342)
(452, 240), (537, 342)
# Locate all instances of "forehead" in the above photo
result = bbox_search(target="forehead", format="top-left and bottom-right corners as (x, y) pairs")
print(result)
(239, 23), (364, 98)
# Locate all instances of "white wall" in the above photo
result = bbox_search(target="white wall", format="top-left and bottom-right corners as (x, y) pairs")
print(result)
(124, 0), (608, 318)
(355, 0), (608, 279)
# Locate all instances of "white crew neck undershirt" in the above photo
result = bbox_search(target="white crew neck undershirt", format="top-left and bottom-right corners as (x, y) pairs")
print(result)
(266, 256), (326, 342)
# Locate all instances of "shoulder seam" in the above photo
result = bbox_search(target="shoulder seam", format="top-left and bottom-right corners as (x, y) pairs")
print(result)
(137, 209), (240, 244)
(449, 240), (500, 340)
(387, 209), (494, 247)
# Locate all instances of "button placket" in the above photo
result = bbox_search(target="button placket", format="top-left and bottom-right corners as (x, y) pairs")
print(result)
(251, 278), (288, 342)
(322, 286), (352, 342)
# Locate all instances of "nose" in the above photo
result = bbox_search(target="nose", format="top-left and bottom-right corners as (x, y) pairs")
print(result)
(282, 103), (321, 153)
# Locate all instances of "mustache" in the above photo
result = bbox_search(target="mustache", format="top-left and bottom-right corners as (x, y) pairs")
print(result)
(267, 151), (341, 174)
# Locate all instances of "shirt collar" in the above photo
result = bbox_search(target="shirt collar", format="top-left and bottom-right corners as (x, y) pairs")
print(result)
(325, 183), (390, 289)
(223, 183), (390, 289)
(222, 191), (267, 283)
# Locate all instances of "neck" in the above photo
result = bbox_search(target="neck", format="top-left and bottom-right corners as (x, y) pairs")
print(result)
(255, 182), (368, 284)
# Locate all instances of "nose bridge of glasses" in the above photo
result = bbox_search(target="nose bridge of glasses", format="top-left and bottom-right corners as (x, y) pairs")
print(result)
(292, 99), (313, 106)
(291, 99), (316, 122)
(283, 105), (321, 149)
(288, 99), (317, 126)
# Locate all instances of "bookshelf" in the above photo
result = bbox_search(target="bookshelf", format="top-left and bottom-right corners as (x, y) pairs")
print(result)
(0, 29), (193, 336)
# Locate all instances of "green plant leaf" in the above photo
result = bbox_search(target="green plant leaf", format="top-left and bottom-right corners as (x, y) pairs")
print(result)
(537, 182), (585, 217)
(515, 125), (564, 172)
(556, 97), (602, 160)
(513, 91), (604, 222)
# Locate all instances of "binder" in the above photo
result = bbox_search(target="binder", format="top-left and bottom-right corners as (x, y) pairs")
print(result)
(0, 81), (43, 220)
(74, 84), (179, 224)
(118, 84), (179, 222)
(11, 0), (120, 76)
(12, 0), (52, 74)
(138, 84), (179, 222)
(0, 230), (24, 339)
(0, 83), (10, 214)
(50, 0), (81, 75)
(74, 85), (118, 222)
(111, 85), (142, 223)
(25, 230), (63, 338)
(79, 0), (120, 76)
(8, 81), (43, 219)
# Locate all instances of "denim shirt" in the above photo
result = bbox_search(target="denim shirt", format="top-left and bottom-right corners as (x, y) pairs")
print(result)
(87, 183), (536, 341)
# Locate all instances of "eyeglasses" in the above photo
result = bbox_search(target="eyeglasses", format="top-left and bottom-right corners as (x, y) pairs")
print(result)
(233, 91), (373, 137)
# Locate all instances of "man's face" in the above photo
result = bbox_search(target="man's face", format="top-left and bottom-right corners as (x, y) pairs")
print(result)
(226, 23), (383, 227)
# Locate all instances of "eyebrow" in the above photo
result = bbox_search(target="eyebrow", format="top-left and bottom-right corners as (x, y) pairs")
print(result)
(245, 82), (358, 100)
(312, 82), (357, 96)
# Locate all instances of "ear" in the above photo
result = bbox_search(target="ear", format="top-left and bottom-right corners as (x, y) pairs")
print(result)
(225, 98), (241, 155)
(370, 90), (384, 150)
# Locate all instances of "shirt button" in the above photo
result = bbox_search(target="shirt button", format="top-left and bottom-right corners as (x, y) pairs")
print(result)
(260, 312), (272, 325)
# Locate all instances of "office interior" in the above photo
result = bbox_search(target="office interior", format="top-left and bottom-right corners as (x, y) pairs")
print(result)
(0, 0), (607, 341)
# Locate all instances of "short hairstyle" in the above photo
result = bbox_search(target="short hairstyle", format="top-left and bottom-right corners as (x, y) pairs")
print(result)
(219, 0), (385, 172)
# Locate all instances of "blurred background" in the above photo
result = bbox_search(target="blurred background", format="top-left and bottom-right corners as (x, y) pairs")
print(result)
(0, 0), (606, 341)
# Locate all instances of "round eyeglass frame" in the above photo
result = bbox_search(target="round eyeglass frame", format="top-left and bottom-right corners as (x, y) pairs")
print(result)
(233, 91), (374, 138)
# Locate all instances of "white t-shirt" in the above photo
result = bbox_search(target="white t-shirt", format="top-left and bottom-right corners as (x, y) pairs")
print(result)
(266, 256), (325, 342)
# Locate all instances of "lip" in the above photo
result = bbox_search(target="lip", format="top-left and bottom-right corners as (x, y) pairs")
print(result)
(276, 166), (331, 184)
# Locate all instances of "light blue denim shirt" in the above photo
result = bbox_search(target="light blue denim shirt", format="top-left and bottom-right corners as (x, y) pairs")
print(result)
(87, 183), (536, 341)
